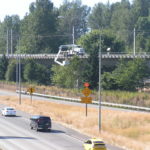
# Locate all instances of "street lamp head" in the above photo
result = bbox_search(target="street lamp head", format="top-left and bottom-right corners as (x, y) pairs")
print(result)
(107, 47), (111, 52)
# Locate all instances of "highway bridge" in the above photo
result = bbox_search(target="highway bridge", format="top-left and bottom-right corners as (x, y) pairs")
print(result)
(1, 53), (150, 59)
(1, 53), (150, 67)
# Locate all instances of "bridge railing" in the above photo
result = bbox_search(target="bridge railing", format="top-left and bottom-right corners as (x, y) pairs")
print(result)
(1, 52), (150, 59)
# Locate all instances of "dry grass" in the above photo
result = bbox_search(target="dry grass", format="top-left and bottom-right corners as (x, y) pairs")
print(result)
(0, 95), (150, 150)
(1, 82), (150, 107)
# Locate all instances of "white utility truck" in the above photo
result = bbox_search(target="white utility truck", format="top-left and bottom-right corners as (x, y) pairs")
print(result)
(54, 44), (85, 66)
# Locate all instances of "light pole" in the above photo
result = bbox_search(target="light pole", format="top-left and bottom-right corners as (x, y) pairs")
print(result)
(16, 37), (21, 104)
(72, 25), (75, 45)
(6, 29), (9, 55)
(19, 46), (21, 105)
(11, 29), (13, 54)
(133, 28), (136, 55)
(98, 33), (102, 132)
(98, 32), (111, 132)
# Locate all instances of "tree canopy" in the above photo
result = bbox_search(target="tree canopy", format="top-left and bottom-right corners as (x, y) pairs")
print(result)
(19, 0), (58, 54)
(0, 0), (149, 91)
(51, 56), (85, 88)
(102, 59), (150, 91)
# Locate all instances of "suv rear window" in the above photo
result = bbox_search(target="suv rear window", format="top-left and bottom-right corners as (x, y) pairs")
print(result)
(38, 117), (50, 123)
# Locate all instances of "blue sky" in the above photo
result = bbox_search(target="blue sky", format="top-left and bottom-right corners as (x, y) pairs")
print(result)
(0, 0), (129, 21)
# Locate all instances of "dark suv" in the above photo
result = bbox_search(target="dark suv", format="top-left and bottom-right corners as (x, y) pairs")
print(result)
(30, 115), (51, 131)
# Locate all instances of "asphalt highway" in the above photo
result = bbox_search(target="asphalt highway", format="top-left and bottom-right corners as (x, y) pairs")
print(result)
(0, 89), (124, 150)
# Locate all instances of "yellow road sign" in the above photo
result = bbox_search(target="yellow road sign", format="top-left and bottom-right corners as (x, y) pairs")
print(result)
(27, 87), (35, 94)
(82, 87), (91, 97)
(81, 97), (92, 104)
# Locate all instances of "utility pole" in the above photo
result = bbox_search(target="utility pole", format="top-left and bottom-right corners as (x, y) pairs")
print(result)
(11, 29), (13, 54)
(6, 29), (9, 55)
(16, 54), (19, 91)
(72, 25), (75, 45)
(18, 38), (21, 104)
(19, 54), (21, 105)
(133, 28), (136, 55)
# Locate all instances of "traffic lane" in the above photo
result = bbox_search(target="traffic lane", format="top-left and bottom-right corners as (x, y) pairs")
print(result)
(0, 90), (125, 150)
(0, 105), (84, 150)
(0, 120), (60, 150)
(53, 122), (124, 150)
(0, 89), (17, 96)
(0, 104), (124, 150)
(0, 108), (56, 150)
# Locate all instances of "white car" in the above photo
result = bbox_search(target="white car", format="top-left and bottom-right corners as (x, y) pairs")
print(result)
(1, 107), (16, 116)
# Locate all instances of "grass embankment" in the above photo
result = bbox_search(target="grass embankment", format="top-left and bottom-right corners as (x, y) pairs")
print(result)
(102, 90), (150, 107)
(1, 81), (150, 107)
(0, 94), (150, 150)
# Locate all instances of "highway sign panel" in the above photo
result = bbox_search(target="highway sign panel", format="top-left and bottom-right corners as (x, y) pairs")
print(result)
(82, 87), (91, 97)
(81, 97), (92, 104)
(27, 87), (35, 94)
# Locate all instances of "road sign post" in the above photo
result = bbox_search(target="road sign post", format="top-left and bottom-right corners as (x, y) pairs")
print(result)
(86, 104), (87, 117)
(27, 87), (35, 104)
(30, 94), (33, 104)
(81, 83), (92, 117)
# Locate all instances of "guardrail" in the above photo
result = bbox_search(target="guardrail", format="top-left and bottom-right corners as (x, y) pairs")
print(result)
(18, 90), (150, 112)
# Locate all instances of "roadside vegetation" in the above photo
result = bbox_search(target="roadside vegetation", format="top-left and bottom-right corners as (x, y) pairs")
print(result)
(0, 94), (149, 150)
(1, 81), (150, 108)
(0, 0), (149, 92)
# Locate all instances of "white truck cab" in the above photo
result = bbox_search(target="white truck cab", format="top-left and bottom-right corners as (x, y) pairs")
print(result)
(59, 44), (85, 56)
(72, 45), (85, 55)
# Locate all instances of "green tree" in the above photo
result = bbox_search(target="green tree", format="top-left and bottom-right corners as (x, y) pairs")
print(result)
(0, 54), (8, 80)
(110, 0), (132, 50)
(78, 29), (125, 54)
(5, 60), (16, 81)
(0, 22), (6, 54)
(0, 15), (20, 54)
(82, 47), (99, 89)
(131, 0), (150, 23)
(23, 60), (36, 82)
(130, 0), (150, 51)
(35, 63), (50, 85)
(58, 0), (90, 44)
(101, 72), (117, 90)
(19, 0), (58, 54)
(78, 29), (125, 89)
(102, 59), (150, 91)
(88, 2), (111, 29)
(51, 65), (67, 87)
(115, 59), (149, 90)
(51, 56), (84, 88)
(23, 60), (50, 85)
(135, 17), (150, 52)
